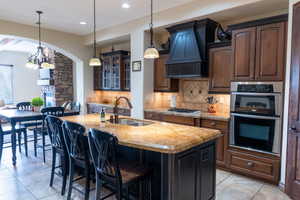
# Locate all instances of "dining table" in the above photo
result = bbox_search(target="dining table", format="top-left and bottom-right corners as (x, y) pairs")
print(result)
(0, 108), (79, 165)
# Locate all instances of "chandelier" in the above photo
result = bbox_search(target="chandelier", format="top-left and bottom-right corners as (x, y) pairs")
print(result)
(26, 11), (54, 70)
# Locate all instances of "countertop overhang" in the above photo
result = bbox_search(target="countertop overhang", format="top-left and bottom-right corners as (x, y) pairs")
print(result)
(61, 114), (222, 154)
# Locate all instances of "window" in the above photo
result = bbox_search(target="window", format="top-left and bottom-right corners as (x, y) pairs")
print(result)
(0, 65), (13, 104)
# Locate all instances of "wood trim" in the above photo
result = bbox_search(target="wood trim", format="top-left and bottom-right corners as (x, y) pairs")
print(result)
(228, 14), (288, 31)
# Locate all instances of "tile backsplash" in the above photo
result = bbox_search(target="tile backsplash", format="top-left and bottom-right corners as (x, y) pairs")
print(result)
(145, 79), (230, 114)
(87, 79), (230, 114)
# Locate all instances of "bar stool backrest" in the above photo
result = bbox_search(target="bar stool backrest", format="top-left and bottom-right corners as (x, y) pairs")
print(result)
(45, 115), (66, 152)
(62, 121), (89, 162)
(16, 102), (32, 111)
(88, 128), (122, 185)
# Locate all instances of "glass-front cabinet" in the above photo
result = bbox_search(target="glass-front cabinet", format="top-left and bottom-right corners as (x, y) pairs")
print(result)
(94, 50), (130, 91)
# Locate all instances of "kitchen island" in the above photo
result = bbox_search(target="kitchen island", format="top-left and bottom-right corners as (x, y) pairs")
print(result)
(61, 114), (221, 200)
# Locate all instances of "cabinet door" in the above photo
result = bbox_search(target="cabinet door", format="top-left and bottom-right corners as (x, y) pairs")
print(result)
(201, 119), (229, 168)
(255, 22), (286, 81)
(232, 27), (256, 81)
(209, 46), (232, 93)
(154, 54), (179, 92)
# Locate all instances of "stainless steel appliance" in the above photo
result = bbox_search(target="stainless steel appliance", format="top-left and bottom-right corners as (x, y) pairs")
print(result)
(230, 82), (283, 154)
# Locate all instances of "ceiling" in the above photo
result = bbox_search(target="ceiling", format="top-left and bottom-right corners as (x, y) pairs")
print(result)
(0, 0), (196, 35)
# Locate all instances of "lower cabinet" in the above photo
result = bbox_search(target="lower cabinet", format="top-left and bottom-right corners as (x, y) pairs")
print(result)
(170, 141), (216, 200)
(227, 148), (280, 184)
(200, 119), (229, 168)
(144, 111), (198, 126)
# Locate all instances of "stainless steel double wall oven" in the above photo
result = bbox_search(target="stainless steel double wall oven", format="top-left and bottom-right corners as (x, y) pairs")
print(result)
(230, 82), (283, 154)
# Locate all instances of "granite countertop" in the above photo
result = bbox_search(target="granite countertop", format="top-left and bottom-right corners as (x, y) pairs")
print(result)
(61, 114), (222, 154)
(144, 108), (230, 121)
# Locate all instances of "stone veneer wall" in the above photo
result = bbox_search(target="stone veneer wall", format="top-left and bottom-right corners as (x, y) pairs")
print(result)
(41, 52), (73, 106)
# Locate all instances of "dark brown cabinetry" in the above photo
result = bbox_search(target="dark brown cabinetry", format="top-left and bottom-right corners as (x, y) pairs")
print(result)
(200, 119), (229, 168)
(208, 45), (232, 93)
(227, 148), (280, 184)
(232, 20), (287, 81)
(144, 111), (197, 126)
(255, 23), (286, 81)
(154, 53), (179, 92)
(93, 50), (130, 91)
(232, 27), (257, 80)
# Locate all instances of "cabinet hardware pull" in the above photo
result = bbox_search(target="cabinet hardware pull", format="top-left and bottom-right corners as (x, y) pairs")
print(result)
(247, 162), (254, 167)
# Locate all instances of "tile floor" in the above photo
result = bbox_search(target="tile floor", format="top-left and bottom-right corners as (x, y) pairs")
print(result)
(0, 140), (292, 200)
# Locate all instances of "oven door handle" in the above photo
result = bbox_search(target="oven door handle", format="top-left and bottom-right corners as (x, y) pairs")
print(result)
(231, 113), (280, 120)
(231, 92), (281, 96)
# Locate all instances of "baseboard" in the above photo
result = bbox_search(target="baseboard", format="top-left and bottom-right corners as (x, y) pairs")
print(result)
(278, 182), (285, 192)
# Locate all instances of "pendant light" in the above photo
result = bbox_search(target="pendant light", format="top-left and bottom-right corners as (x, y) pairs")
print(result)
(26, 11), (54, 70)
(89, 0), (101, 66)
(144, 0), (159, 59)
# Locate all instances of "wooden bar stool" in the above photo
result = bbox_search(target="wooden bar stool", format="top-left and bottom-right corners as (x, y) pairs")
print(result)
(88, 128), (152, 200)
(62, 121), (93, 200)
(45, 115), (69, 195)
(33, 107), (64, 162)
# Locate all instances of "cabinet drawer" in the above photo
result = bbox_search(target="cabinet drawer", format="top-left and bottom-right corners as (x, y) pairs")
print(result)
(162, 115), (195, 126)
(144, 111), (161, 121)
(200, 119), (228, 131)
(228, 150), (280, 183)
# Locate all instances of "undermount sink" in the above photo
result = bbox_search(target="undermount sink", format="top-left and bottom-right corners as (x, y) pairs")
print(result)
(109, 118), (154, 127)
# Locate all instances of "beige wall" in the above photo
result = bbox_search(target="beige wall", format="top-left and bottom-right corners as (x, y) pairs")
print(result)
(0, 19), (93, 113)
(0, 51), (41, 103)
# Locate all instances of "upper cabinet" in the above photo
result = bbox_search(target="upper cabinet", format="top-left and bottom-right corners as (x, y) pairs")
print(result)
(208, 44), (232, 94)
(232, 27), (256, 81)
(93, 50), (130, 91)
(154, 52), (179, 92)
(231, 15), (287, 81)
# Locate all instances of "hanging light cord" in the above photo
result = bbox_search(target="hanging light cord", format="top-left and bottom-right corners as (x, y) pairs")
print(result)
(93, 0), (97, 57)
(37, 11), (42, 48)
(150, 0), (154, 46)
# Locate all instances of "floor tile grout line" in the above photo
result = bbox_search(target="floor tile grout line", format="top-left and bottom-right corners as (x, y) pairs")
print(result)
(216, 172), (233, 186)
(250, 183), (265, 200)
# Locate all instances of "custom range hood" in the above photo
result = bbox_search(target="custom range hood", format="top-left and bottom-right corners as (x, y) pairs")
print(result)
(166, 19), (218, 78)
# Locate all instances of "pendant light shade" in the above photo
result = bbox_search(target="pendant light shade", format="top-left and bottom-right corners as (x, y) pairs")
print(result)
(144, 0), (159, 59)
(26, 11), (54, 69)
(89, 0), (101, 66)
(89, 57), (101, 66)
(144, 46), (159, 59)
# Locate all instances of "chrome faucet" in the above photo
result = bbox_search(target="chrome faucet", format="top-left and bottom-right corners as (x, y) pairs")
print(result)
(112, 96), (133, 123)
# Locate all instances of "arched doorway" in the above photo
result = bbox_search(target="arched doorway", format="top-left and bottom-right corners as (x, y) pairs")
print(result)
(0, 34), (87, 112)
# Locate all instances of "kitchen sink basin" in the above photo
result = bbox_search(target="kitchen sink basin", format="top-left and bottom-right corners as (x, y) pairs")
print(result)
(109, 118), (154, 127)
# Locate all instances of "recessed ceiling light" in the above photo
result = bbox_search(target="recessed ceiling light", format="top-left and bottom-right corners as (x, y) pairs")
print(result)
(122, 2), (131, 9)
(80, 21), (87, 25)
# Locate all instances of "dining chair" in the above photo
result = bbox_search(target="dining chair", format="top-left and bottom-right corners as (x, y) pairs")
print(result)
(88, 128), (152, 200)
(0, 121), (28, 160)
(34, 107), (64, 162)
(45, 115), (69, 195)
(16, 102), (32, 111)
(62, 121), (92, 200)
